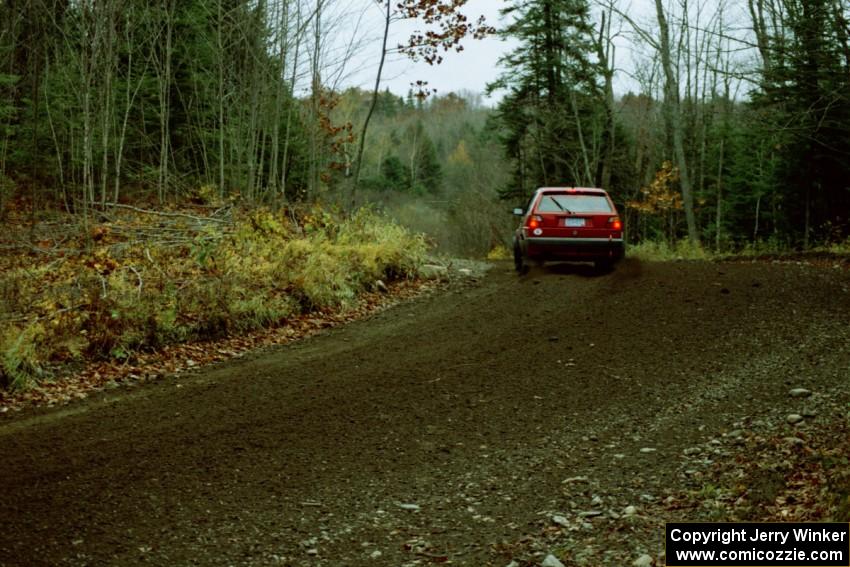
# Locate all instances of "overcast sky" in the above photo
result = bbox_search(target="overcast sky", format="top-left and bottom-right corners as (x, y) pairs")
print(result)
(336, 0), (518, 105)
(325, 0), (752, 105)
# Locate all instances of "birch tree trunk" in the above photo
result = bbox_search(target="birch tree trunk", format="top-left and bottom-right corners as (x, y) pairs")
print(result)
(654, 0), (699, 244)
(308, 0), (323, 198)
(269, 0), (290, 202)
(281, 0), (304, 200)
(157, 0), (174, 204)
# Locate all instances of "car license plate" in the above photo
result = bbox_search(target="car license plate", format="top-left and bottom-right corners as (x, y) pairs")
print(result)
(564, 218), (585, 227)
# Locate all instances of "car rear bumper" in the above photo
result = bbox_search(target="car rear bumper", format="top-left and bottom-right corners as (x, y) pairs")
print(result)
(524, 237), (625, 260)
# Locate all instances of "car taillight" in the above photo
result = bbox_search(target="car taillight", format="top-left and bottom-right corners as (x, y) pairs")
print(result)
(527, 215), (543, 229)
(608, 217), (622, 231)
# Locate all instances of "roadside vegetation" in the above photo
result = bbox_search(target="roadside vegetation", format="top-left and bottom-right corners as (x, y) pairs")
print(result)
(0, 204), (424, 390)
(627, 238), (850, 262)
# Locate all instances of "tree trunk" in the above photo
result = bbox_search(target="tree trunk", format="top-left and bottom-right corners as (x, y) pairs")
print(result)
(217, 0), (226, 197)
(748, 0), (773, 74)
(269, 0), (289, 202)
(570, 90), (593, 186)
(308, 0), (323, 198)
(754, 194), (761, 241)
(595, 7), (615, 189)
(350, 0), (391, 210)
(281, 1), (304, 200)
(715, 137), (724, 252)
(654, 0), (699, 244)
(158, 0), (173, 203)
(99, 0), (116, 207)
(114, 9), (148, 202)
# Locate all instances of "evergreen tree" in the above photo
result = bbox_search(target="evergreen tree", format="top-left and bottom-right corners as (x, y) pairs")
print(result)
(414, 135), (442, 194)
(406, 121), (442, 194)
(380, 155), (411, 191)
(751, 0), (850, 244)
(487, 0), (602, 202)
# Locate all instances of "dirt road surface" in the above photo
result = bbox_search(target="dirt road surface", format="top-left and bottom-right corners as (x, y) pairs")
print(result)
(1, 260), (848, 566)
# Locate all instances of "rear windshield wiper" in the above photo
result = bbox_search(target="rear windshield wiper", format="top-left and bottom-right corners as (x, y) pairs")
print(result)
(548, 196), (573, 214)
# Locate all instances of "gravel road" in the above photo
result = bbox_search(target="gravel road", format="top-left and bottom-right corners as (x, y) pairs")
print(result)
(1, 259), (848, 566)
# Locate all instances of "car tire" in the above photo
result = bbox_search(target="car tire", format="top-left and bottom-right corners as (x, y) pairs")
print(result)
(594, 259), (615, 273)
(514, 246), (529, 274)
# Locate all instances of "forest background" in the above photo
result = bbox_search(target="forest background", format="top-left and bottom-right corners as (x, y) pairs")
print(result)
(1, 0), (848, 252)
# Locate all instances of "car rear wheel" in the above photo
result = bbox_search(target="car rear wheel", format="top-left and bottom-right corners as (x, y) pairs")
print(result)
(514, 245), (529, 274)
(593, 259), (615, 273)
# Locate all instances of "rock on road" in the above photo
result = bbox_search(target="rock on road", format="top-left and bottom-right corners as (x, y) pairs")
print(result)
(1, 260), (848, 566)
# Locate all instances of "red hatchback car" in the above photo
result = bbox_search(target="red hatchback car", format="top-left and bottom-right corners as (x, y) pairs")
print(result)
(513, 187), (625, 273)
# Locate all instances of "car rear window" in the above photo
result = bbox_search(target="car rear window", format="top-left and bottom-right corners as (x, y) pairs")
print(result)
(536, 194), (613, 213)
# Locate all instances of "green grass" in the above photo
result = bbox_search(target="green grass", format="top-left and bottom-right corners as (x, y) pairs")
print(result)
(628, 236), (850, 262)
(627, 240), (713, 262)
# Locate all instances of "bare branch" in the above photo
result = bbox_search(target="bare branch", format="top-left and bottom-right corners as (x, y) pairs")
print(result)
(101, 203), (229, 224)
